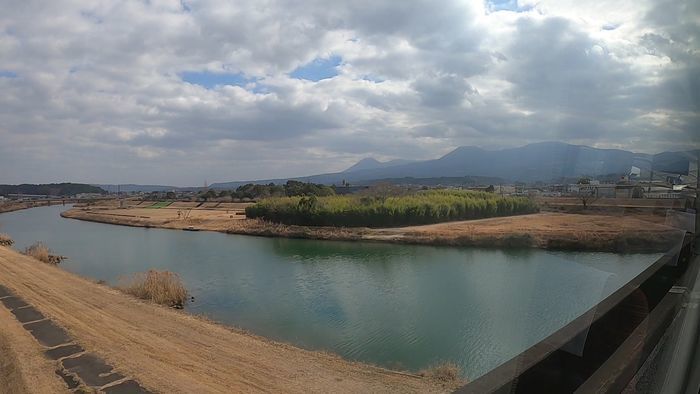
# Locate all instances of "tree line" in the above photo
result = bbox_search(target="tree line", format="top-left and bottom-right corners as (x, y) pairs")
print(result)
(195, 180), (336, 201)
(0, 183), (106, 197)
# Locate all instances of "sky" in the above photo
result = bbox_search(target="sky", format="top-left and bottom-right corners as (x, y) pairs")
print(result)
(0, 0), (698, 186)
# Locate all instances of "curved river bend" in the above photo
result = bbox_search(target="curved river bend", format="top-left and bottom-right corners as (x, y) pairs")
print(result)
(0, 205), (660, 379)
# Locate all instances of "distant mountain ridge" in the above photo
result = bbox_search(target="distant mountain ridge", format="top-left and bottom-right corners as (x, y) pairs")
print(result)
(209, 142), (698, 189)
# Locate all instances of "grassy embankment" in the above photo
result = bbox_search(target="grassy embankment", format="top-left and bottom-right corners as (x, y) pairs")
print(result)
(246, 189), (539, 227)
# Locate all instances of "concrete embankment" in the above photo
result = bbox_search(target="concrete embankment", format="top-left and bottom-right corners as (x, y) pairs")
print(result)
(0, 246), (449, 393)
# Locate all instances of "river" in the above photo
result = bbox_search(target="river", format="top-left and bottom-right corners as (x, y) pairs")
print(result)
(0, 205), (661, 379)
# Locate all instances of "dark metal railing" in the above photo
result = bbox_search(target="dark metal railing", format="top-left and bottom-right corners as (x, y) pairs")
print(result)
(455, 232), (695, 393)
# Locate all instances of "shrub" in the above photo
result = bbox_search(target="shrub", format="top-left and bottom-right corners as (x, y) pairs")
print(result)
(23, 242), (51, 264)
(420, 362), (462, 383)
(0, 233), (13, 247)
(22, 242), (65, 264)
(119, 270), (188, 308)
(246, 189), (538, 227)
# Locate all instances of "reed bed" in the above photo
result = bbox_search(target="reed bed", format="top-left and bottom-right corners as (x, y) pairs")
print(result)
(23, 242), (51, 264)
(420, 362), (463, 384)
(246, 189), (538, 227)
(0, 233), (13, 247)
(119, 270), (189, 308)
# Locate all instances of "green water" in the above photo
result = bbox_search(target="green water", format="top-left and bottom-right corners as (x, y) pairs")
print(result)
(0, 205), (661, 379)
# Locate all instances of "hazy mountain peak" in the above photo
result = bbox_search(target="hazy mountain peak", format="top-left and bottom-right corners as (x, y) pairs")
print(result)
(344, 158), (415, 173)
(344, 158), (381, 172)
(439, 146), (485, 160)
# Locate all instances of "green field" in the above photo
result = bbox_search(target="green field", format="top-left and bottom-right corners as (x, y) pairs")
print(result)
(245, 189), (539, 227)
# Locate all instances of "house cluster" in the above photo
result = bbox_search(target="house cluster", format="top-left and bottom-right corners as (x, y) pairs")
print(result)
(514, 160), (697, 200)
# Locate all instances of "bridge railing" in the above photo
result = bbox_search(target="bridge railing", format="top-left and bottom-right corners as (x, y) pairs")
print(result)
(455, 231), (695, 393)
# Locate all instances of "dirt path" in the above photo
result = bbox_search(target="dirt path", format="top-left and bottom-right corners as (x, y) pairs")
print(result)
(0, 246), (451, 393)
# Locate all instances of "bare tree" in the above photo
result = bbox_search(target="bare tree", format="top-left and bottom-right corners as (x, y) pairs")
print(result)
(576, 177), (597, 210)
(578, 190), (598, 210)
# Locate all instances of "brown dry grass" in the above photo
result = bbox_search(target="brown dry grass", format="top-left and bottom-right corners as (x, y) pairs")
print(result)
(22, 242), (52, 264)
(0, 201), (30, 214)
(420, 362), (464, 385)
(64, 207), (681, 253)
(22, 242), (65, 264)
(0, 233), (13, 247)
(119, 270), (189, 308)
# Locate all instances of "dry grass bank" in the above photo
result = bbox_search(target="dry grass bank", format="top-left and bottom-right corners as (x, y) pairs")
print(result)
(388, 213), (684, 253)
(0, 200), (61, 214)
(0, 246), (449, 393)
(0, 201), (31, 214)
(63, 207), (683, 253)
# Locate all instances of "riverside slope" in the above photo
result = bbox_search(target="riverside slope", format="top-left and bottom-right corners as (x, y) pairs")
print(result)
(0, 246), (450, 393)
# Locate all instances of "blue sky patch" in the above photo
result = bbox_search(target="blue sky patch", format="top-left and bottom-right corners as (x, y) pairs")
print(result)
(486, 0), (533, 12)
(290, 55), (342, 81)
(362, 75), (385, 83)
(0, 70), (17, 78)
(181, 71), (258, 90)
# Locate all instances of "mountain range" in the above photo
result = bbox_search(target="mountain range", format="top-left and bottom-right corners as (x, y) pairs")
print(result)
(208, 142), (697, 189)
(89, 142), (697, 192)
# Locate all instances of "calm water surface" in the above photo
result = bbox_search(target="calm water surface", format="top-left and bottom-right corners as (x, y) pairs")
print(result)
(0, 205), (661, 379)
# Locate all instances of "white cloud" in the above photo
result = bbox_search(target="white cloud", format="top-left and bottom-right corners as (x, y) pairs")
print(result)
(0, 0), (697, 185)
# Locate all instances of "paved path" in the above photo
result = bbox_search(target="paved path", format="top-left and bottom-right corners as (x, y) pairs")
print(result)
(0, 284), (149, 393)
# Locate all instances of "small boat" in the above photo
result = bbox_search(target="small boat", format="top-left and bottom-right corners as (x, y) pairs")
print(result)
(183, 226), (200, 231)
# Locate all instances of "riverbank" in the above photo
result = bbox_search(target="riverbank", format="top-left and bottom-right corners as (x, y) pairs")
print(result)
(61, 207), (683, 253)
(0, 246), (452, 393)
(0, 201), (43, 214)
(0, 200), (77, 215)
